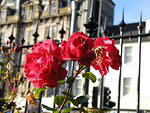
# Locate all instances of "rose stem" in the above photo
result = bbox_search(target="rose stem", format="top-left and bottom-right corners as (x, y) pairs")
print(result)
(58, 65), (84, 113)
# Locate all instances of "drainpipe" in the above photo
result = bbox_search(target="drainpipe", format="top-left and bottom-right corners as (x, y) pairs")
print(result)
(97, 0), (102, 37)
(70, 0), (78, 35)
(16, 0), (21, 15)
(69, 0), (78, 92)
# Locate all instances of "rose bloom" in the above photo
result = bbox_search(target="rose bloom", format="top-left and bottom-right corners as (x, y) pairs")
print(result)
(92, 37), (121, 76)
(24, 39), (67, 88)
(61, 32), (95, 66)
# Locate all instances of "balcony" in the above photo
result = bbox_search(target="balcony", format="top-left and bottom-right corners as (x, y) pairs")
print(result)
(41, 10), (50, 19)
(58, 5), (71, 16)
(6, 14), (19, 23)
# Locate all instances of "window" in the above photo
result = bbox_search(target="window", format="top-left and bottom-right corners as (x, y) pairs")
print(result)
(67, 0), (71, 5)
(23, 8), (28, 20)
(27, 30), (33, 45)
(0, 33), (5, 45)
(75, 79), (82, 95)
(124, 47), (132, 63)
(44, 26), (50, 39)
(59, 0), (67, 8)
(0, 11), (6, 22)
(50, 25), (57, 39)
(29, 6), (33, 20)
(123, 77), (131, 95)
(8, 0), (14, 3)
(45, 88), (54, 97)
(50, 0), (58, 15)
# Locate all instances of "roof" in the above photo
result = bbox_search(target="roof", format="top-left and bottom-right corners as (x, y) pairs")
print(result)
(22, 0), (39, 7)
(109, 0), (115, 6)
(105, 22), (146, 36)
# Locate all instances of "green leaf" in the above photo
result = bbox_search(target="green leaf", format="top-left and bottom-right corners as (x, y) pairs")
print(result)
(54, 110), (60, 113)
(54, 95), (64, 107)
(42, 104), (54, 111)
(66, 77), (74, 84)
(0, 97), (10, 101)
(82, 72), (97, 83)
(57, 80), (65, 84)
(0, 62), (5, 67)
(76, 95), (89, 104)
(66, 97), (79, 106)
(33, 87), (46, 98)
(62, 91), (73, 98)
(63, 107), (74, 113)
(0, 70), (5, 74)
(16, 107), (22, 110)
(79, 65), (87, 70)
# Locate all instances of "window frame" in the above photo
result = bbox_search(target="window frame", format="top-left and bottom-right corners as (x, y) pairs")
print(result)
(123, 77), (131, 96)
(124, 46), (133, 64)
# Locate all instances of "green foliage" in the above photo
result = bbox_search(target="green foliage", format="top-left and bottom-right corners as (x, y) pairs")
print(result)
(42, 104), (74, 113)
(0, 70), (5, 74)
(57, 80), (66, 84)
(54, 95), (64, 107)
(76, 95), (89, 105)
(62, 91), (73, 98)
(33, 87), (47, 98)
(62, 107), (74, 113)
(42, 104), (54, 111)
(82, 107), (105, 113)
(0, 61), (5, 67)
(66, 77), (74, 84)
(54, 110), (61, 113)
(66, 96), (79, 106)
(79, 65), (87, 70)
(82, 72), (97, 83)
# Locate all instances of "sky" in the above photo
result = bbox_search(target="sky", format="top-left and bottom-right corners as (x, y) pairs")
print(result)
(112, 0), (150, 25)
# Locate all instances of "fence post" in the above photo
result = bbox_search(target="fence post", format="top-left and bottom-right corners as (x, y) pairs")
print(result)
(117, 9), (126, 113)
(137, 13), (143, 113)
(83, 0), (98, 107)
(92, 87), (98, 108)
(17, 36), (25, 72)
(53, 18), (67, 110)
(8, 25), (16, 113)
(24, 22), (40, 113)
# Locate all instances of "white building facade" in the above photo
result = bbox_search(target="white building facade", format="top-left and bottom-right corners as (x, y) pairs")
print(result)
(86, 20), (150, 113)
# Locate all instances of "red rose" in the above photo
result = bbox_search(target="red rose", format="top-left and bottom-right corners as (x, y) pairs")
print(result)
(61, 32), (95, 66)
(24, 39), (67, 88)
(92, 37), (121, 76)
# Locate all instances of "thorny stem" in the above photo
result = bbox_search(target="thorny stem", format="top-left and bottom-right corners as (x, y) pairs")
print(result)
(58, 65), (85, 113)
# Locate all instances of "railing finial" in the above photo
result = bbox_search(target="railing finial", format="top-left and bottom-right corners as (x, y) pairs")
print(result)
(119, 8), (126, 35)
(137, 11), (143, 32)
(59, 17), (66, 42)
(33, 21), (39, 44)
(119, 8), (126, 28)
(46, 28), (50, 39)
(84, 0), (98, 38)
(9, 25), (15, 44)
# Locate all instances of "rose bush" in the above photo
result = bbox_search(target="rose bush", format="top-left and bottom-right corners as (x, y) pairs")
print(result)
(61, 32), (95, 66)
(92, 37), (121, 76)
(24, 33), (121, 88)
(24, 32), (121, 113)
(24, 39), (67, 88)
